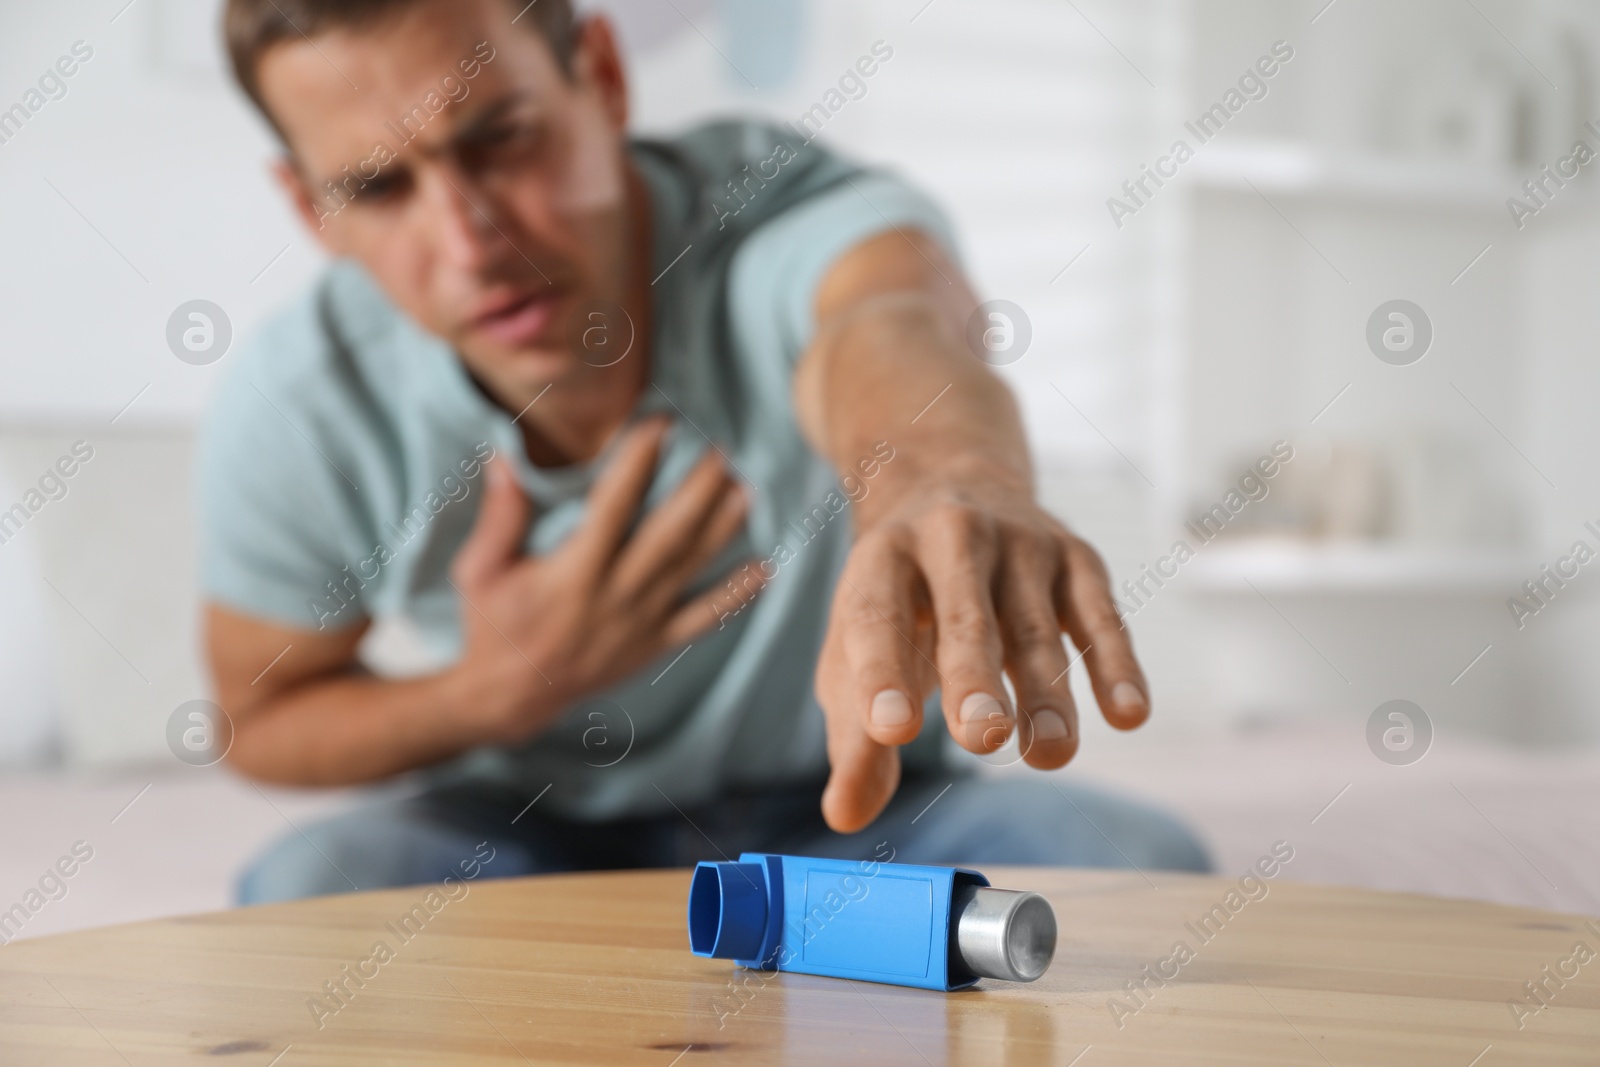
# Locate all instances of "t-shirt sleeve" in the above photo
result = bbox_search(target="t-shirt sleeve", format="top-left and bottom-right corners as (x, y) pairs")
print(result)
(196, 333), (368, 634)
(727, 168), (963, 364)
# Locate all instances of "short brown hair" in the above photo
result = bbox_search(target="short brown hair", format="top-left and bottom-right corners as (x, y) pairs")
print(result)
(224, 0), (576, 134)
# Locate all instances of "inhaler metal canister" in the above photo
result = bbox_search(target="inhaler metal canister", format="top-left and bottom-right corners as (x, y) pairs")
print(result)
(687, 852), (1057, 991)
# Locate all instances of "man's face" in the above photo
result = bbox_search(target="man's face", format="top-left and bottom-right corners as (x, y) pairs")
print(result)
(257, 1), (632, 392)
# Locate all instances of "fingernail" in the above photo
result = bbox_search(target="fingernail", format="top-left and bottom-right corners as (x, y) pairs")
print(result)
(870, 690), (914, 728)
(1032, 709), (1070, 740)
(960, 691), (1007, 724)
(1112, 681), (1148, 714)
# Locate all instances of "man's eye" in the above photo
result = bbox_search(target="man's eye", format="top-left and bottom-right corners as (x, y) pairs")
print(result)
(464, 121), (545, 160)
(477, 125), (516, 144)
(351, 172), (410, 204)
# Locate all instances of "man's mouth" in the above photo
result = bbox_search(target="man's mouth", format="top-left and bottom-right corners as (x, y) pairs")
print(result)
(470, 287), (566, 348)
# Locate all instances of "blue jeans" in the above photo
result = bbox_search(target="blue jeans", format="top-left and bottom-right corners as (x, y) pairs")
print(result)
(237, 771), (1210, 904)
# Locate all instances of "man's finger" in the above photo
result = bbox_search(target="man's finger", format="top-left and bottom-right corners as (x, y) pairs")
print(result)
(609, 447), (737, 599)
(564, 416), (672, 577)
(1057, 534), (1150, 730)
(815, 614), (902, 834)
(835, 537), (927, 749)
(658, 557), (769, 648)
(918, 505), (1011, 754)
(449, 458), (533, 591)
(637, 481), (751, 611)
(820, 715), (901, 834)
(995, 538), (1079, 770)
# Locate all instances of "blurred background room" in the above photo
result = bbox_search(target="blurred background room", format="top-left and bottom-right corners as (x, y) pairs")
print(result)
(2, 0), (1599, 937)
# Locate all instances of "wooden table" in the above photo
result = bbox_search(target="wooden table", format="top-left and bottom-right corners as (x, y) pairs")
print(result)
(2, 869), (1596, 1064)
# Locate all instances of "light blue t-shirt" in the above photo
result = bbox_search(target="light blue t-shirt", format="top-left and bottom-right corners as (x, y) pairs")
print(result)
(198, 120), (959, 819)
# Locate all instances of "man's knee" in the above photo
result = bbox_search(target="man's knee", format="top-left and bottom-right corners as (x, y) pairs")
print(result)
(237, 819), (366, 904)
(236, 800), (532, 905)
(1042, 781), (1212, 873)
(896, 777), (1211, 872)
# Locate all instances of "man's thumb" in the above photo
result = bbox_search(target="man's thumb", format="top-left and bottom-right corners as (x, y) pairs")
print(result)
(451, 458), (533, 589)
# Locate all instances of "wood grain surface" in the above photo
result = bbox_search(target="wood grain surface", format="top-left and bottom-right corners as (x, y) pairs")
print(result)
(1, 868), (1596, 1065)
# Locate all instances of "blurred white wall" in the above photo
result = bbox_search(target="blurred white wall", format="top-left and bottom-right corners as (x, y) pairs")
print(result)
(0, 466), (57, 766)
(0, 0), (315, 424)
(1, 0), (1597, 766)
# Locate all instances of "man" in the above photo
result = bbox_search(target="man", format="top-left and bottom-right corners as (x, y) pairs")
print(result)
(205, 0), (1206, 902)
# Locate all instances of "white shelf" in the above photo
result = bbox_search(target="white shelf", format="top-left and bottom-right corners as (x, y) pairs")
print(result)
(1188, 140), (1520, 210)
(1181, 541), (1534, 594)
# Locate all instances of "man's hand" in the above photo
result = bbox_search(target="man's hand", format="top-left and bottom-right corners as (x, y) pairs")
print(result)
(209, 414), (757, 786)
(813, 468), (1148, 832)
(794, 229), (1151, 833)
(448, 415), (757, 745)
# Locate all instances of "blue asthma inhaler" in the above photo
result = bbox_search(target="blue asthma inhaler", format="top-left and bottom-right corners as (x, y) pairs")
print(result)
(686, 853), (1057, 991)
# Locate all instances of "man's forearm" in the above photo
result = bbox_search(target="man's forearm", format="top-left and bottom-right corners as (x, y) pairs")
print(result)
(798, 288), (1033, 522)
(227, 664), (505, 787)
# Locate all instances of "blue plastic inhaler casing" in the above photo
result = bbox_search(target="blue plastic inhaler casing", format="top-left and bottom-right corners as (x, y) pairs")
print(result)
(687, 852), (999, 991)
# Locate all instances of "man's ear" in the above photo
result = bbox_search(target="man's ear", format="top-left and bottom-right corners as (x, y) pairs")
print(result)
(570, 15), (628, 131)
(272, 156), (342, 253)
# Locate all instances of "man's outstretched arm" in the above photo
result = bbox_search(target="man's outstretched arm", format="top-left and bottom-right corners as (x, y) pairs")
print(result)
(793, 228), (1151, 833)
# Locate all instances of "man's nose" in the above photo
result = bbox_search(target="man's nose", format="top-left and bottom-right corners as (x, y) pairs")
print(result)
(421, 163), (509, 275)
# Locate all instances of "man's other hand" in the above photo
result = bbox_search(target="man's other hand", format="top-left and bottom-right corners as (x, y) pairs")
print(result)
(449, 415), (760, 745)
(207, 414), (759, 786)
